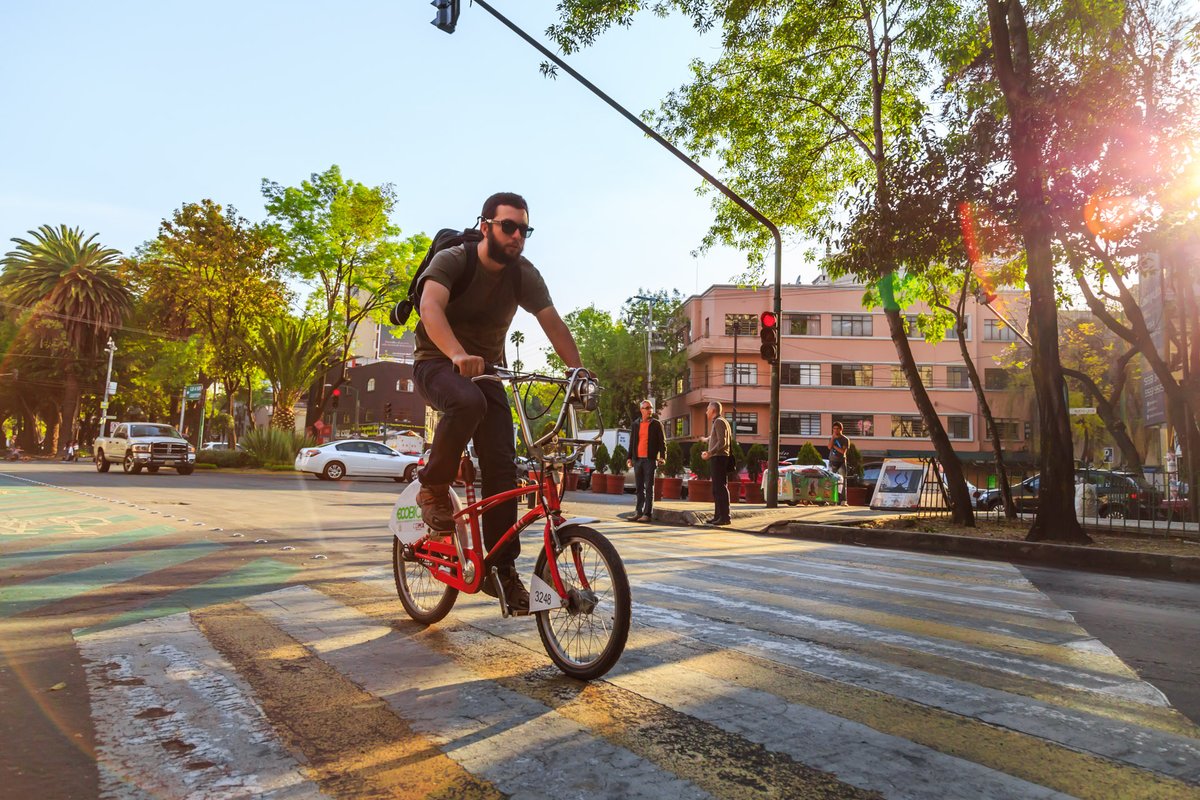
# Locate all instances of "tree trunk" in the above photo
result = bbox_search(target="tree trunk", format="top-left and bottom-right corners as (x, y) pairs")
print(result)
(987, 0), (1087, 543)
(1061, 366), (1142, 471)
(884, 304), (976, 525)
(57, 372), (80, 456)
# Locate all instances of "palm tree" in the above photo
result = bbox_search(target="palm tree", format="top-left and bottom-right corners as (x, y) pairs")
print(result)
(248, 316), (339, 430)
(1, 225), (131, 452)
(510, 329), (524, 372)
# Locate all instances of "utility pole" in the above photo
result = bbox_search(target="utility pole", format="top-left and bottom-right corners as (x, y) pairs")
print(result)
(731, 321), (739, 436)
(101, 337), (116, 438)
(444, 0), (785, 507)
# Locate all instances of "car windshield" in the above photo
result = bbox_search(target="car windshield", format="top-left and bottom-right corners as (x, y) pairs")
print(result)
(130, 425), (183, 438)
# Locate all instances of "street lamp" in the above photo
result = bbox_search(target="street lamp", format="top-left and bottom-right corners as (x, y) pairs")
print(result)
(633, 295), (658, 403)
(101, 337), (116, 438)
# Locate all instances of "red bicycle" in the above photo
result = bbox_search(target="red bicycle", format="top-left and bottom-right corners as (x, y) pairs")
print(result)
(390, 367), (631, 680)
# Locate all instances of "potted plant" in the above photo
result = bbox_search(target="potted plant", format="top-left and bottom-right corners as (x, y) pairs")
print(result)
(744, 444), (767, 503)
(844, 442), (869, 505)
(607, 444), (628, 494)
(688, 442), (713, 503)
(660, 442), (684, 499)
(590, 442), (609, 493)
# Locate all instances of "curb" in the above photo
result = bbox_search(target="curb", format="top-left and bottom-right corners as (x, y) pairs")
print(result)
(763, 521), (1200, 582)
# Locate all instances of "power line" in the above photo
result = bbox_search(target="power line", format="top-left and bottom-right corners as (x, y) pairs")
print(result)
(0, 299), (189, 342)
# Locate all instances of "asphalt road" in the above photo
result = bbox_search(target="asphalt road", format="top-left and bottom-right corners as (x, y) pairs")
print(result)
(4, 461), (1200, 799)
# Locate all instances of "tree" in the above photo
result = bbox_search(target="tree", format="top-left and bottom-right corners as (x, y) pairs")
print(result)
(509, 329), (525, 373)
(1060, 319), (1144, 470)
(262, 165), (427, 426)
(550, 0), (977, 525)
(247, 316), (340, 431)
(796, 442), (824, 466)
(1, 225), (131, 453)
(547, 305), (644, 427)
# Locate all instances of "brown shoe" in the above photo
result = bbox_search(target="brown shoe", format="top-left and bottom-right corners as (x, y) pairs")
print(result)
(416, 483), (455, 535)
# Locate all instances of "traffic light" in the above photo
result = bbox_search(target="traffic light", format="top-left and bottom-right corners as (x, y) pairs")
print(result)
(431, 0), (459, 33)
(331, 388), (340, 409)
(384, 402), (392, 419)
(759, 311), (779, 364)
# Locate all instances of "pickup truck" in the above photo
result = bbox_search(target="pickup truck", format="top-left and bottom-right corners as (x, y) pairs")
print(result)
(94, 422), (196, 475)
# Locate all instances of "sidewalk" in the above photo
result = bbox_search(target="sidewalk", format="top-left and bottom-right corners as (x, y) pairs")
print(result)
(567, 491), (1200, 583)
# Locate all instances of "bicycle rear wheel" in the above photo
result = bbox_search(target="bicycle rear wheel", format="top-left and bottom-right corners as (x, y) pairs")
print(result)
(534, 525), (630, 680)
(393, 537), (458, 624)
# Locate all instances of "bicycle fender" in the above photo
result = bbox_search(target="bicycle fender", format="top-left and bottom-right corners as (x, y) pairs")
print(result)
(552, 516), (599, 531)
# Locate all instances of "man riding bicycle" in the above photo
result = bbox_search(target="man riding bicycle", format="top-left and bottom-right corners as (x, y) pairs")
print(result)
(413, 192), (583, 611)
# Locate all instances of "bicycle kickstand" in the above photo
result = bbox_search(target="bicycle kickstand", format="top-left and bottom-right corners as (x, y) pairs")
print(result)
(489, 566), (512, 619)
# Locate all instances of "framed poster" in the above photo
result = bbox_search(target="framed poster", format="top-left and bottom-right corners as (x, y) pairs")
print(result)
(870, 459), (926, 510)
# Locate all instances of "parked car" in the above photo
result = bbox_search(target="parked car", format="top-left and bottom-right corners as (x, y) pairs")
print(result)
(201, 441), (244, 451)
(295, 439), (419, 482)
(978, 468), (1162, 518)
(94, 422), (195, 475)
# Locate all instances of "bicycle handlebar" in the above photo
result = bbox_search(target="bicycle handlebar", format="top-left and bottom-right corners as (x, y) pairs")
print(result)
(470, 365), (603, 463)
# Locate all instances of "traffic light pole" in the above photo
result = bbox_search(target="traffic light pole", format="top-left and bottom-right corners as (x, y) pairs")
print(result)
(450, 0), (784, 505)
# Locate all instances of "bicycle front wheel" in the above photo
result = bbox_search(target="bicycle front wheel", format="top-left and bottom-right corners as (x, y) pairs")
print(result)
(534, 525), (630, 680)
(393, 537), (458, 624)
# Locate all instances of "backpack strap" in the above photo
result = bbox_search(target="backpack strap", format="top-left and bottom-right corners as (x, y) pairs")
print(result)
(448, 241), (479, 302)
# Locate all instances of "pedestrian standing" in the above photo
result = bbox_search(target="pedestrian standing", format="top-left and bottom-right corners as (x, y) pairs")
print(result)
(627, 399), (666, 522)
(701, 401), (732, 525)
(828, 421), (850, 505)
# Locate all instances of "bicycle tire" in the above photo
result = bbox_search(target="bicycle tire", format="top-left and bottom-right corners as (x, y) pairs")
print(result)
(393, 537), (458, 624)
(533, 525), (630, 680)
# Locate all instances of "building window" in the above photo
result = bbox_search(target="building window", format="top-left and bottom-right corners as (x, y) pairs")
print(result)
(405, 379), (413, 392)
(947, 415), (971, 440)
(984, 319), (1020, 342)
(904, 314), (923, 339)
(986, 417), (1022, 441)
(781, 362), (820, 386)
(725, 313), (758, 336)
(364, 410), (374, 423)
(725, 412), (757, 435)
(671, 416), (690, 438)
(831, 364), (873, 386)
(340, 412), (350, 424)
(366, 378), (376, 392)
(947, 365), (970, 389)
(891, 415), (928, 438)
(781, 412), (821, 437)
(891, 365), (932, 387)
(786, 313), (821, 336)
(704, 317), (710, 338)
(724, 363), (757, 385)
(834, 414), (875, 437)
(831, 314), (872, 336)
(984, 368), (1010, 390)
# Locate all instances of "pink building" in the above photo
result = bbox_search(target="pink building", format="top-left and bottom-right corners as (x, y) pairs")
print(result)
(661, 278), (1034, 465)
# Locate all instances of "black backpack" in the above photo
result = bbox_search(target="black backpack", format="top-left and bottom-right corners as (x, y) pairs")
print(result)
(389, 226), (521, 326)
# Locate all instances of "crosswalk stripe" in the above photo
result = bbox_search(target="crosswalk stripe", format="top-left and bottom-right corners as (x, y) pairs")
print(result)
(0, 542), (224, 618)
(76, 611), (329, 799)
(78, 558), (300, 635)
(193, 598), (512, 800)
(315, 579), (877, 800)
(0, 524), (180, 570)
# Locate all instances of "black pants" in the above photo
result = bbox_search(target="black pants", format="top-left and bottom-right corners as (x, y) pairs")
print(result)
(414, 358), (519, 566)
(711, 455), (730, 520)
(633, 457), (656, 516)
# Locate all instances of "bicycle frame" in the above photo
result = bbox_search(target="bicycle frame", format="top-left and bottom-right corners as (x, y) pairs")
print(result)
(407, 367), (602, 602)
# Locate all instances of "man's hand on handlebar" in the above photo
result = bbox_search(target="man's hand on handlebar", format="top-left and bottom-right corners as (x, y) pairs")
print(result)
(453, 353), (486, 378)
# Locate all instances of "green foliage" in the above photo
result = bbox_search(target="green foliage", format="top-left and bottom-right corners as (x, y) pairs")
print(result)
(846, 442), (863, 477)
(611, 444), (628, 472)
(196, 449), (256, 468)
(797, 442), (824, 465)
(248, 315), (340, 429)
(729, 439), (745, 470)
(746, 444), (768, 474)
(240, 426), (314, 466)
(662, 441), (684, 477)
(593, 442), (610, 474)
(689, 443), (711, 479)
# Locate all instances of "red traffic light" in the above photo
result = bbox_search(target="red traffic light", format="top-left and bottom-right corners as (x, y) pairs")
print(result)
(332, 388), (341, 397)
(760, 311), (778, 329)
(759, 311), (780, 364)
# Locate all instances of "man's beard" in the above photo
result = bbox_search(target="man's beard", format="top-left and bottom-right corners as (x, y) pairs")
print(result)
(486, 227), (523, 266)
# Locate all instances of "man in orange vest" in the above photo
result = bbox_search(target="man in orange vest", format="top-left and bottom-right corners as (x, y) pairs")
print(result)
(627, 399), (666, 522)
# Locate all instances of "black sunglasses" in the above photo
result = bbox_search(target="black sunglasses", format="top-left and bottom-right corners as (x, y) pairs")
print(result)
(484, 218), (534, 238)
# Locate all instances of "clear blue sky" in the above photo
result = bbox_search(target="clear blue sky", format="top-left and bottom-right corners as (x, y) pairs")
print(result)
(0, 1), (812, 368)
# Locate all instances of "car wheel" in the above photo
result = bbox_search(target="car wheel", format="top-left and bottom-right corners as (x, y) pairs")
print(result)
(123, 452), (142, 475)
(95, 450), (110, 473)
(403, 464), (418, 482)
(176, 465), (194, 476)
(147, 466), (160, 474)
(323, 461), (346, 481)
(986, 498), (1001, 512)
(1104, 504), (1125, 520)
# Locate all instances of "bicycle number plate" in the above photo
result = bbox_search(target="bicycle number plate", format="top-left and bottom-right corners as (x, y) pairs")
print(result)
(528, 574), (563, 612)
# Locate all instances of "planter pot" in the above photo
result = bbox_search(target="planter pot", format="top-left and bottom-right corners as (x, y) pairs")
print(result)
(728, 480), (744, 503)
(743, 482), (764, 504)
(661, 477), (683, 499)
(689, 479), (713, 503)
(605, 473), (625, 494)
(564, 471), (579, 491)
(846, 485), (869, 506)
(590, 473), (608, 493)
(654, 476), (664, 501)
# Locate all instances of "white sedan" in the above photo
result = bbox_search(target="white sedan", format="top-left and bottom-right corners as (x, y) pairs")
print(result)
(294, 439), (420, 482)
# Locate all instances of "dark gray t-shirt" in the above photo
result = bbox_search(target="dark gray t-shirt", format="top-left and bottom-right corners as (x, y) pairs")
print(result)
(413, 244), (553, 364)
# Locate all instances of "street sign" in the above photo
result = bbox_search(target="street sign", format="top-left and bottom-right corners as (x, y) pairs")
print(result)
(99, 401), (109, 410)
(1103, 446), (1114, 463)
(107, 381), (118, 395)
(1069, 407), (1096, 416)
(184, 384), (202, 401)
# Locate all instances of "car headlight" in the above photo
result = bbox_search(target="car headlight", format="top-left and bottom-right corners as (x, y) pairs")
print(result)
(188, 444), (196, 454)
(132, 443), (151, 452)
